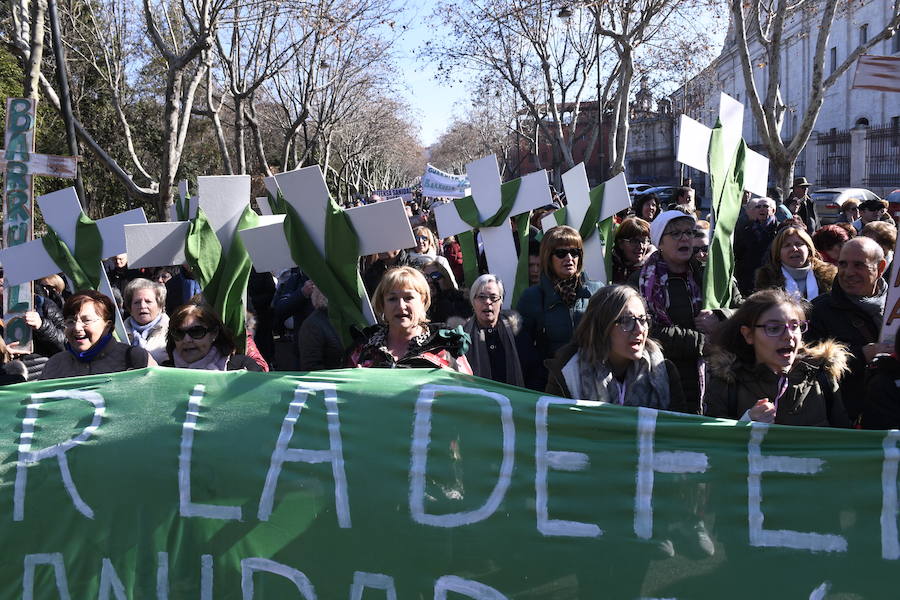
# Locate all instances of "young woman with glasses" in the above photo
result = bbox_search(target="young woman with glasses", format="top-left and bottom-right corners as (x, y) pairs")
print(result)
(163, 301), (261, 371)
(628, 210), (742, 414)
(545, 285), (684, 408)
(516, 225), (603, 390)
(40, 290), (157, 380)
(611, 217), (653, 284)
(705, 289), (850, 427)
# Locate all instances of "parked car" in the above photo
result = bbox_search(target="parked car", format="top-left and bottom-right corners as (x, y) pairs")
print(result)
(811, 187), (882, 225)
(627, 183), (654, 199)
(643, 185), (676, 204)
(886, 189), (900, 221)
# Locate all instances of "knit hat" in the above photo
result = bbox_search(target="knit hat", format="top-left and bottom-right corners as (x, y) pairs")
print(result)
(650, 210), (697, 247)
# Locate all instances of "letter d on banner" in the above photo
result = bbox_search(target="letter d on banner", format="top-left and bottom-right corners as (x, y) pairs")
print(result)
(410, 385), (515, 527)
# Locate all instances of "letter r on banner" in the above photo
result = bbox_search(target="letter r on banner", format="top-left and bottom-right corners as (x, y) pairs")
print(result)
(15, 390), (105, 521)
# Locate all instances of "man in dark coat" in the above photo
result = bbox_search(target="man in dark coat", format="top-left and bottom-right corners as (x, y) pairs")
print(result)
(786, 176), (818, 232)
(733, 197), (778, 296)
(808, 237), (891, 421)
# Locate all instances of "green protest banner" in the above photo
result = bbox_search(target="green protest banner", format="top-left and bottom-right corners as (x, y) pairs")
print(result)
(0, 367), (896, 598)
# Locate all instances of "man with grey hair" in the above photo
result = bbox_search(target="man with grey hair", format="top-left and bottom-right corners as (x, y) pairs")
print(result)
(809, 236), (892, 422)
(733, 196), (778, 295)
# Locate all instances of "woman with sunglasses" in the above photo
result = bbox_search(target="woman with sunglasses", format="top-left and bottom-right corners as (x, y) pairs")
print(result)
(420, 259), (471, 324)
(517, 225), (603, 390)
(628, 210), (742, 414)
(163, 301), (261, 371)
(545, 285), (684, 408)
(40, 290), (156, 380)
(705, 289), (849, 427)
(611, 217), (653, 284)
(408, 226), (458, 287)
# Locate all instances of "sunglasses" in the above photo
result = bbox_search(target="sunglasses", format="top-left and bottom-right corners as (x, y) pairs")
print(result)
(693, 245), (709, 254)
(552, 248), (582, 259)
(172, 325), (214, 341)
(427, 271), (444, 281)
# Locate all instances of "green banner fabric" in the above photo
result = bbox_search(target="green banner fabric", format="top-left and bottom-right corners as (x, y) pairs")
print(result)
(1, 367), (897, 599)
(268, 191), (367, 347)
(184, 206), (259, 352)
(703, 120), (746, 310)
(454, 178), (524, 292)
(39, 212), (103, 292)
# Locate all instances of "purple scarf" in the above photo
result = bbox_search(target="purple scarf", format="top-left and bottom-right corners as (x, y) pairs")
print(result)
(638, 252), (702, 327)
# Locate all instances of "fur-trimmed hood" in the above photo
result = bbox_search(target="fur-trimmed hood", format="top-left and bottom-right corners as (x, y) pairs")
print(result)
(707, 338), (850, 383)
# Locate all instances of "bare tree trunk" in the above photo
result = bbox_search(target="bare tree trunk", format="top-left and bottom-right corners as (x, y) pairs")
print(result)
(23, 0), (45, 100)
(232, 94), (246, 174)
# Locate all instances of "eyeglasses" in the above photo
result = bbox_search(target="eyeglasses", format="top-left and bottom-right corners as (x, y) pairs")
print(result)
(172, 325), (214, 341)
(416, 235), (431, 242)
(754, 321), (808, 337)
(64, 316), (103, 328)
(474, 293), (502, 304)
(426, 271), (444, 281)
(552, 248), (582, 259)
(663, 229), (697, 240)
(622, 237), (651, 247)
(615, 314), (651, 332)
(693, 245), (709, 254)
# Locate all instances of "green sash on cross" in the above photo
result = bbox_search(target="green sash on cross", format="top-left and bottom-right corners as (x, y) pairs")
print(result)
(40, 212), (103, 292)
(268, 191), (367, 347)
(454, 178), (531, 305)
(183, 205), (259, 353)
(702, 118), (746, 310)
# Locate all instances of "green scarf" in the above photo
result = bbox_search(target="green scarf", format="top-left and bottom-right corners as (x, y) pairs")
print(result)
(702, 119), (747, 310)
(453, 178), (530, 305)
(183, 206), (259, 353)
(268, 191), (367, 347)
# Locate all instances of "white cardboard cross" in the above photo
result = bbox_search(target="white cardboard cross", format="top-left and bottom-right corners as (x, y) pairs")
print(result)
(237, 164), (416, 324)
(0, 187), (147, 341)
(124, 175), (253, 271)
(432, 155), (551, 309)
(541, 165), (631, 282)
(676, 92), (769, 198)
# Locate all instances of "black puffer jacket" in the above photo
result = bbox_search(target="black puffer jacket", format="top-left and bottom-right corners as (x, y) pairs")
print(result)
(705, 340), (851, 428)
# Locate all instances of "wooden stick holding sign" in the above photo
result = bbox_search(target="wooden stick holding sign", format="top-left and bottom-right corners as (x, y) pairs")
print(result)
(541, 165), (631, 283)
(1, 98), (78, 352)
(0, 187), (146, 343)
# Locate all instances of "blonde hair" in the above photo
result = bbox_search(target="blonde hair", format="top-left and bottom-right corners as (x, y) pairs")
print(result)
(412, 226), (438, 253)
(372, 266), (431, 325)
(39, 274), (65, 294)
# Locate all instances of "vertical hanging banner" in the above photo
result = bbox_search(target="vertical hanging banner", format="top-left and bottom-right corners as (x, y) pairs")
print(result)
(0, 367), (898, 599)
(0, 98), (78, 352)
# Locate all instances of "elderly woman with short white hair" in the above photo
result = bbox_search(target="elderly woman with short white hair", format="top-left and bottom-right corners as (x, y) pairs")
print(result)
(123, 278), (170, 363)
(462, 274), (528, 387)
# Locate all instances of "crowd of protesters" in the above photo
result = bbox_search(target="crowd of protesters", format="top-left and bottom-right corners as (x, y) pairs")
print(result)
(3, 177), (899, 434)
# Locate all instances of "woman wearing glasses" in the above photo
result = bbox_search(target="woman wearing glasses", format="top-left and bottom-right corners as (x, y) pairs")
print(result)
(545, 285), (683, 408)
(163, 301), (261, 371)
(517, 225), (603, 390)
(705, 289), (849, 427)
(629, 210), (741, 414)
(40, 290), (157, 380)
(462, 274), (533, 386)
(611, 217), (653, 284)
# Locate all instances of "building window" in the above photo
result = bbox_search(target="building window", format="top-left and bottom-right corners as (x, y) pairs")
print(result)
(830, 47), (837, 74)
(893, 116), (900, 147)
(859, 24), (868, 45)
(893, 32), (900, 54)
